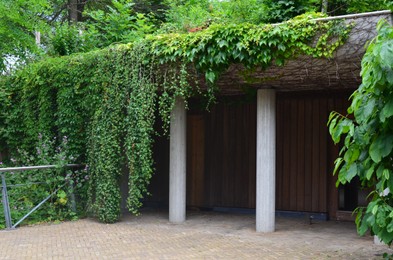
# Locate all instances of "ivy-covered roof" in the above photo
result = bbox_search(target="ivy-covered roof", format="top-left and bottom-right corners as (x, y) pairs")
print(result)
(213, 10), (392, 94)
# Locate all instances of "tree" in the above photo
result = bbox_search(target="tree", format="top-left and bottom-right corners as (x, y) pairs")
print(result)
(83, 0), (155, 49)
(0, 0), (50, 73)
(329, 20), (393, 245)
(0, 0), (90, 72)
(325, 0), (392, 16)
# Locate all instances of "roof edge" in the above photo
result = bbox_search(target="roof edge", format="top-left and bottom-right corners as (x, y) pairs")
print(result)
(313, 10), (392, 22)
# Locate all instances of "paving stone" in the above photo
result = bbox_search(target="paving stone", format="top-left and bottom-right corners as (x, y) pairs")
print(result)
(0, 209), (391, 259)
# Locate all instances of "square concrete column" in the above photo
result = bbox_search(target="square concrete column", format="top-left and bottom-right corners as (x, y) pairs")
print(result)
(256, 89), (276, 232)
(169, 97), (187, 223)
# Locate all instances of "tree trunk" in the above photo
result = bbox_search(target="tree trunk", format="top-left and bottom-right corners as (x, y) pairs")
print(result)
(68, 0), (86, 22)
(68, 0), (78, 22)
(321, 0), (328, 14)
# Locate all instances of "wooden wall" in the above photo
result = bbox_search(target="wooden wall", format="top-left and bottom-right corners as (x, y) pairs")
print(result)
(147, 91), (352, 215)
(197, 97), (256, 208)
(276, 92), (350, 214)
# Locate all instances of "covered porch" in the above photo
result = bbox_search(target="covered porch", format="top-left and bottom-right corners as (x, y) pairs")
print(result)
(143, 10), (392, 232)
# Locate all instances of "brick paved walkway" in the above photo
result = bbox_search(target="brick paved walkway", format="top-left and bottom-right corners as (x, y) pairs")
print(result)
(0, 209), (391, 259)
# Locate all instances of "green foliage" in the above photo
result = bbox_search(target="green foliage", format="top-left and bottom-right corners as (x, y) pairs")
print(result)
(87, 48), (128, 222)
(328, 20), (393, 245)
(152, 13), (352, 85)
(0, 0), (50, 73)
(162, 0), (322, 32)
(1, 15), (351, 223)
(0, 134), (88, 229)
(263, 0), (319, 23)
(161, 0), (210, 32)
(327, 0), (392, 16)
(47, 23), (86, 56)
(162, 0), (267, 32)
(162, 0), (393, 32)
(133, 0), (168, 22)
(84, 0), (155, 49)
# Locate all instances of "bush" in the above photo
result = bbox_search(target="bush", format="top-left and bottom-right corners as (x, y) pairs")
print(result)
(0, 134), (88, 229)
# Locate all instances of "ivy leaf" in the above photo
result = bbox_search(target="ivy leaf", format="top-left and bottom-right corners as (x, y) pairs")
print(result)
(372, 204), (379, 215)
(386, 69), (393, 85)
(379, 40), (393, 70)
(217, 39), (228, 48)
(344, 146), (360, 163)
(380, 98), (393, 123)
(358, 213), (370, 235)
(205, 71), (216, 84)
(369, 134), (393, 163)
(345, 163), (358, 182)
(354, 97), (375, 123)
(366, 164), (375, 180)
(380, 230), (393, 245)
(387, 221), (393, 233)
(388, 175), (393, 193)
(330, 117), (353, 144)
(333, 157), (344, 176)
(384, 169), (390, 180)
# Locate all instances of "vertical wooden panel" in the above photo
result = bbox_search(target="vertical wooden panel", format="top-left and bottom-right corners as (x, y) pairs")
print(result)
(296, 99), (305, 211)
(289, 99), (298, 210)
(319, 98), (328, 212)
(202, 97), (257, 208)
(147, 123), (170, 205)
(327, 97), (339, 219)
(275, 91), (352, 214)
(248, 103), (257, 208)
(221, 105), (229, 206)
(237, 104), (251, 207)
(281, 98), (291, 210)
(276, 98), (283, 210)
(304, 98), (313, 211)
(311, 99), (320, 212)
(186, 115), (205, 207)
(205, 105), (223, 207)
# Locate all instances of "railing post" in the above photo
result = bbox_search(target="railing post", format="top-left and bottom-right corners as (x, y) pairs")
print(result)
(0, 164), (82, 229)
(1, 173), (13, 229)
(68, 182), (77, 213)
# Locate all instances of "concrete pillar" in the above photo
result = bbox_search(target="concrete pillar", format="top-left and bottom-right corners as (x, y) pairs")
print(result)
(256, 89), (276, 232)
(374, 235), (385, 245)
(169, 97), (187, 223)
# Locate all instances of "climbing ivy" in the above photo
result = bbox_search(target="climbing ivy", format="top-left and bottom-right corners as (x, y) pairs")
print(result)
(150, 13), (352, 84)
(0, 14), (352, 222)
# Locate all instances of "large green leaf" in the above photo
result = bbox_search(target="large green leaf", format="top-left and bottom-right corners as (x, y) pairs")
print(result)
(380, 98), (393, 122)
(369, 134), (393, 163)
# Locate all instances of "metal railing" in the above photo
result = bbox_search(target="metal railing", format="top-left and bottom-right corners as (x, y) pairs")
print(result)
(1, 164), (82, 229)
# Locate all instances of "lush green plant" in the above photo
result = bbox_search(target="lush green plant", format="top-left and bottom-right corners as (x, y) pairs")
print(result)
(0, 0), (51, 73)
(162, 0), (270, 32)
(328, 20), (393, 245)
(46, 23), (86, 56)
(152, 13), (352, 84)
(263, 0), (319, 23)
(0, 134), (88, 229)
(326, 0), (392, 16)
(162, 0), (322, 32)
(0, 14), (352, 223)
(84, 0), (155, 49)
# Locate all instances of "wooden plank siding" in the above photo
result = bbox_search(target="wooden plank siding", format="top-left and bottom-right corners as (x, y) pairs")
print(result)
(147, 91), (352, 216)
(276, 91), (351, 214)
(203, 98), (257, 208)
(186, 115), (205, 207)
